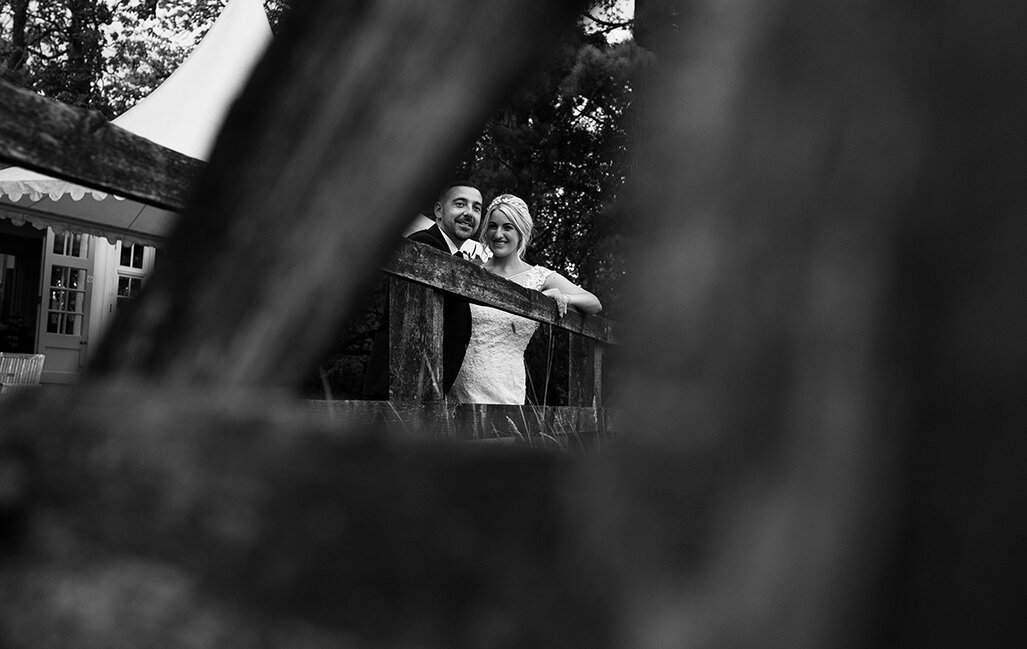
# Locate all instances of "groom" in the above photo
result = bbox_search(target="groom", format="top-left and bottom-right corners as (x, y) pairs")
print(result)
(363, 181), (484, 399)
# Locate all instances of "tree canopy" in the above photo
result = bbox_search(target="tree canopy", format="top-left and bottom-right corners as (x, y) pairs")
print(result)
(457, 27), (648, 315)
(1, 0), (290, 116)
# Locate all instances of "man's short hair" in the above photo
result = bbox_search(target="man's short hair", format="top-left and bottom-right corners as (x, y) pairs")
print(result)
(438, 180), (483, 204)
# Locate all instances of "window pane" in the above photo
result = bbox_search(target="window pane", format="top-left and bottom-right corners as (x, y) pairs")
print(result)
(51, 266), (66, 288)
(53, 233), (87, 258)
(50, 266), (86, 291)
(66, 290), (84, 314)
(62, 314), (81, 335)
(117, 276), (143, 299)
(49, 290), (67, 311)
(47, 289), (85, 314)
(120, 244), (144, 269)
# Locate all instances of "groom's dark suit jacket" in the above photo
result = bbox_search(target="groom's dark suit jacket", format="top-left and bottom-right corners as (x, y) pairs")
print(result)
(362, 224), (472, 398)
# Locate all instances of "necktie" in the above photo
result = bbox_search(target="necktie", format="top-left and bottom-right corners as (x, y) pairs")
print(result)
(453, 250), (465, 259)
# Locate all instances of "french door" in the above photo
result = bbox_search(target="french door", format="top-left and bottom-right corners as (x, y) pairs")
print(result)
(36, 230), (92, 383)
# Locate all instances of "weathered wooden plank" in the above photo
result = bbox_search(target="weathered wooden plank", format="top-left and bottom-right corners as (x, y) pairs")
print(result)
(610, 0), (1027, 647)
(0, 384), (616, 648)
(87, 0), (591, 389)
(0, 553), (355, 649)
(0, 80), (200, 211)
(386, 240), (618, 344)
(568, 334), (601, 407)
(388, 278), (443, 401)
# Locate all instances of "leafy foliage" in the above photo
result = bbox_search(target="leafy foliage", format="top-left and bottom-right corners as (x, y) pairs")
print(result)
(459, 28), (650, 318)
(1, 0), (113, 112)
(0, 0), (289, 118)
(98, 0), (226, 115)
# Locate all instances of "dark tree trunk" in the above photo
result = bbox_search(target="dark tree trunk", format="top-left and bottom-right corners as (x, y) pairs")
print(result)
(2, 0), (29, 79)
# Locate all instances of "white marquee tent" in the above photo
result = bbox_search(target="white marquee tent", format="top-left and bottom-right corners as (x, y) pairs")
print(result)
(0, 0), (272, 246)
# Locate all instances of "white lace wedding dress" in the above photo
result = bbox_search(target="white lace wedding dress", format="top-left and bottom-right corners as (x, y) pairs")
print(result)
(449, 265), (554, 404)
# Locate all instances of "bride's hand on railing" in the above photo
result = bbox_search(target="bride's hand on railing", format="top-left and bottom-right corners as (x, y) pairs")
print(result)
(543, 288), (570, 317)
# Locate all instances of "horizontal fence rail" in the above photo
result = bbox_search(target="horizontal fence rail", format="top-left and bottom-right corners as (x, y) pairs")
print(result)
(385, 239), (619, 344)
(378, 240), (617, 414)
(0, 80), (201, 212)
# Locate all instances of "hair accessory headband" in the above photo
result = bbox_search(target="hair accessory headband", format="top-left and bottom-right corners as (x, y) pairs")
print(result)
(487, 194), (530, 219)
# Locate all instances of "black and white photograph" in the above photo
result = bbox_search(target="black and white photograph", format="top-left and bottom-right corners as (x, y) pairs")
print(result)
(1, 0), (1024, 646)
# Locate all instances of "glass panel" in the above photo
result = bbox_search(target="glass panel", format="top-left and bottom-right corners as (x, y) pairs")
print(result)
(119, 243), (145, 269)
(49, 266), (86, 290)
(49, 289), (67, 312)
(50, 313), (79, 335)
(117, 276), (142, 299)
(52, 265), (67, 288)
(52, 232), (87, 258)
(45, 263), (87, 335)
(47, 290), (85, 313)
(53, 231), (88, 255)
(66, 290), (83, 314)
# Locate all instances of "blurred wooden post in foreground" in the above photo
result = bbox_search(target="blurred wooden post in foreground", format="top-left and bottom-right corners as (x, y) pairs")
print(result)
(0, 0), (1025, 647)
(616, 0), (1027, 646)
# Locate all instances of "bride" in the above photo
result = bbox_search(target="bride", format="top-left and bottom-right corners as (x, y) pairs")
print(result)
(449, 194), (602, 405)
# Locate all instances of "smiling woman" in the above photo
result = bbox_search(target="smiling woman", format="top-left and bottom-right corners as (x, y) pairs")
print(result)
(483, 200), (528, 261)
(448, 193), (602, 405)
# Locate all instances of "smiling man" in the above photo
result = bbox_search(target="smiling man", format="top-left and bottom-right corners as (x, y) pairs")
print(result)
(428, 182), (484, 251)
(363, 181), (483, 398)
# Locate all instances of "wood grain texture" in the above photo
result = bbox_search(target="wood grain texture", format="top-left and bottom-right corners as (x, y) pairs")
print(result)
(568, 334), (601, 407)
(612, 0), (1027, 647)
(388, 278), (443, 401)
(0, 384), (615, 648)
(0, 80), (201, 210)
(387, 240), (617, 344)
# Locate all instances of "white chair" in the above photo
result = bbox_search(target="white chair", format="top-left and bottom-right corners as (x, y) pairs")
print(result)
(0, 353), (45, 393)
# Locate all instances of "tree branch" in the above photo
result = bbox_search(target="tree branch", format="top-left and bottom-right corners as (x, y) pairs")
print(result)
(583, 12), (632, 30)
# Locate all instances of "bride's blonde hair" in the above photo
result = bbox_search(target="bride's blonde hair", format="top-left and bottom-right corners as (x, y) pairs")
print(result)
(482, 194), (533, 258)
